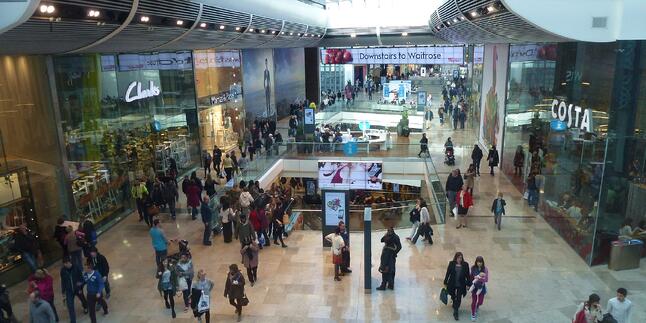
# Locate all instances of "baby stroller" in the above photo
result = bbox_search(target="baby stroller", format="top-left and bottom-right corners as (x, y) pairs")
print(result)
(168, 239), (191, 261)
(444, 147), (455, 165)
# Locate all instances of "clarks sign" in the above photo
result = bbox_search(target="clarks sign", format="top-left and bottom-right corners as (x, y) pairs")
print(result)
(125, 81), (161, 103)
(550, 99), (594, 133)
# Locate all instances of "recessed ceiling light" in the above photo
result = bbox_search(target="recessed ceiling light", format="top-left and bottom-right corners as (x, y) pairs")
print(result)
(235, 26), (241, 31)
(140, 16), (150, 22)
(87, 10), (100, 17)
(271, 30), (276, 34)
(460, 16), (466, 20)
(453, 18), (458, 23)
(401, 32), (408, 36)
(249, 28), (254, 32)
(219, 25), (225, 30)
(40, 4), (55, 14)
(487, 6), (496, 12)
(470, 11), (478, 17)
(290, 32), (294, 35)
(446, 21), (451, 25)
(260, 29), (265, 33)
(350, 33), (356, 38)
(200, 22), (207, 28)
(281, 31), (285, 35)
(298, 33), (302, 36)
(176, 20), (184, 26)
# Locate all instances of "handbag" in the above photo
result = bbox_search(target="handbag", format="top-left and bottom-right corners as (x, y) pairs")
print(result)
(147, 205), (160, 216)
(197, 291), (210, 313)
(440, 287), (448, 305)
(178, 277), (188, 291)
(240, 294), (250, 306)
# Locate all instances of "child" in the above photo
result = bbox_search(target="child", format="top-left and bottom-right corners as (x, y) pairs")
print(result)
(468, 272), (487, 295)
(490, 192), (506, 230)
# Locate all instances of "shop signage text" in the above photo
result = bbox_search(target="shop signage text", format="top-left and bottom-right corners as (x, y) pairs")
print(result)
(321, 46), (464, 65)
(125, 81), (161, 103)
(209, 89), (240, 105)
(551, 99), (593, 133)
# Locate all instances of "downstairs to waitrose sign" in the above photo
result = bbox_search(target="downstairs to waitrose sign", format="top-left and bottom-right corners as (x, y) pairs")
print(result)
(550, 99), (594, 133)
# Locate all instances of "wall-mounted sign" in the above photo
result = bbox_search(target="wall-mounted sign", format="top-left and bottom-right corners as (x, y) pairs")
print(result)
(194, 51), (241, 69)
(550, 99), (594, 133)
(321, 46), (464, 65)
(116, 52), (193, 71)
(125, 81), (161, 103)
(209, 89), (240, 105)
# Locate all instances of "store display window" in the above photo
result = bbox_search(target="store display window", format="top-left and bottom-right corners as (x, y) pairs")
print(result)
(53, 53), (200, 229)
(194, 49), (244, 153)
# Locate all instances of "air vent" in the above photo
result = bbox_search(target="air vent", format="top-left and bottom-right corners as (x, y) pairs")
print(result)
(592, 17), (607, 28)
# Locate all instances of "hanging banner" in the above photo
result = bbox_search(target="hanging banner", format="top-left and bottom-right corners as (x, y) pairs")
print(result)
(321, 46), (464, 65)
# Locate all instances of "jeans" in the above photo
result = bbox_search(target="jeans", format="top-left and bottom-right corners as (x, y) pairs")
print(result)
(229, 297), (243, 315)
(246, 266), (258, 283)
(494, 213), (502, 230)
(135, 198), (145, 220)
(168, 200), (177, 219)
(155, 249), (167, 268)
(471, 292), (485, 316)
(447, 191), (457, 213)
(191, 207), (198, 220)
(273, 226), (286, 246)
(473, 159), (481, 175)
(65, 289), (87, 323)
(528, 189), (539, 209)
(450, 290), (463, 312)
(381, 271), (395, 288)
(87, 292), (108, 323)
(408, 221), (419, 239)
(203, 222), (211, 244)
(163, 290), (176, 315)
(21, 251), (37, 272)
(45, 299), (59, 321)
(181, 280), (192, 307)
(256, 229), (269, 246)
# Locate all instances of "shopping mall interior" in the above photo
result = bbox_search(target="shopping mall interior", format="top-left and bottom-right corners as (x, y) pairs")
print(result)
(0, 0), (645, 322)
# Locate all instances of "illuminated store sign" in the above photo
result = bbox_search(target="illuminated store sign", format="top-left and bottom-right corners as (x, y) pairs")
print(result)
(125, 81), (161, 103)
(321, 46), (464, 65)
(550, 99), (593, 133)
(209, 89), (240, 105)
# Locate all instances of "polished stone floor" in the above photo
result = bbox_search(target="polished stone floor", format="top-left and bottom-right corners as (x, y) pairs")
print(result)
(8, 127), (646, 323)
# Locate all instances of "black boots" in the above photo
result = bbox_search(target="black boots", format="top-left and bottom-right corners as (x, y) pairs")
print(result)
(376, 283), (386, 291)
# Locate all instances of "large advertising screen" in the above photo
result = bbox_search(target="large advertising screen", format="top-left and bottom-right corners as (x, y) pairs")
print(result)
(479, 44), (509, 151)
(318, 161), (383, 190)
(321, 46), (464, 65)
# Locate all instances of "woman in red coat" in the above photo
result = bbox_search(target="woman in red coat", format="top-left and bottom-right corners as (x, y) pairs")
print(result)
(455, 185), (474, 229)
(186, 180), (201, 221)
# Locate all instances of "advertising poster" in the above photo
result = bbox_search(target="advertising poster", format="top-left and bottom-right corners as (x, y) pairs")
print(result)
(324, 191), (346, 226)
(318, 161), (383, 190)
(242, 49), (276, 122)
(417, 91), (427, 112)
(274, 48), (306, 118)
(479, 44), (509, 152)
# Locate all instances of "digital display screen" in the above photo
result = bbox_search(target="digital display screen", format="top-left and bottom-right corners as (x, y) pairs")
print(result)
(318, 161), (383, 190)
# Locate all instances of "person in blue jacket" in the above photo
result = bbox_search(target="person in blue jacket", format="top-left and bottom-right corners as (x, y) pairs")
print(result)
(60, 257), (87, 323)
(83, 262), (108, 323)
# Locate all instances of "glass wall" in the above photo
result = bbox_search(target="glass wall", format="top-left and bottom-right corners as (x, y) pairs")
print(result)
(194, 49), (244, 153)
(501, 42), (646, 265)
(52, 52), (200, 231)
(0, 55), (69, 278)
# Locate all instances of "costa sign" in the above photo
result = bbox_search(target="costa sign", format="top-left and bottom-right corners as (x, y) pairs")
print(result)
(125, 81), (161, 103)
(550, 99), (594, 133)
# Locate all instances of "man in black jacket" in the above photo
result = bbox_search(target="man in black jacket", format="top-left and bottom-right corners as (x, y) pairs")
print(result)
(445, 169), (464, 217)
(376, 228), (402, 291)
(88, 247), (111, 298)
(471, 145), (483, 176)
(13, 225), (39, 272)
(61, 257), (87, 323)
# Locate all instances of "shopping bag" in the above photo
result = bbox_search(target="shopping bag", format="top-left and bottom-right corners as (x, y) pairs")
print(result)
(147, 205), (160, 216)
(440, 287), (448, 305)
(258, 234), (265, 246)
(523, 191), (529, 200)
(178, 277), (188, 291)
(197, 291), (210, 313)
(240, 294), (250, 306)
(452, 206), (458, 216)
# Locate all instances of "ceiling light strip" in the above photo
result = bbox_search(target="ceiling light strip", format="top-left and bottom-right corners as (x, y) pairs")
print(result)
(149, 3), (204, 51)
(257, 20), (286, 47)
(218, 12), (253, 48)
(65, 0), (140, 54)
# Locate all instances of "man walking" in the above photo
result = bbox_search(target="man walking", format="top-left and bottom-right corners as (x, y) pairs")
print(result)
(60, 257), (87, 323)
(83, 262), (108, 323)
(445, 169), (464, 217)
(87, 247), (111, 298)
(471, 145), (483, 176)
(201, 196), (213, 246)
(418, 133), (429, 158)
(607, 288), (632, 323)
(149, 219), (168, 268)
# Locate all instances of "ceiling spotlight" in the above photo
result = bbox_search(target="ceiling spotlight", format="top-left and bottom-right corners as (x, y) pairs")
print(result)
(40, 4), (55, 14)
(460, 16), (466, 20)
(176, 20), (184, 26)
(235, 26), (241, 31)
(446, 21), (451, 25)
(140, 16), (150, 22)
(350, 32), (356, 38)
(260, 29), (265, 33)
(290, 32), (294, 36)
(304, 33), (308, 37)
(200, 22), (207, 28)
(487, 6), (497, 12)
(453, 18), (458, 23)
(87, 10), (100, 17)
(470, 11), (478, 17)
(401, 32), (408, 36)
(281, 31), (285, 35)
(219, 25), (225, 30)
(297, 33), (302, 36)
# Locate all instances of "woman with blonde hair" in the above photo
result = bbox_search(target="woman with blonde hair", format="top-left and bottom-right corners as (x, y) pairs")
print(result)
(191, 269), (214, 323)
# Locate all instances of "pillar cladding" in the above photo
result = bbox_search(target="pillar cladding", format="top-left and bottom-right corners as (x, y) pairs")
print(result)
(609, 40), (641, 173)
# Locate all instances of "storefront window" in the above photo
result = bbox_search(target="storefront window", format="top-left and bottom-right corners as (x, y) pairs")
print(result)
(194, 49), (244, 153)
(53, 52), (199, 230)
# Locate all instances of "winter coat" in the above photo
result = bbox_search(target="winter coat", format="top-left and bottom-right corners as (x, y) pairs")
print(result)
(455, 190), (474, 209)
(487, 149), (500, 166)
(471, 146), (483, 161)
(240, 244), (259, 269)
(186, 184), (201, 208)
(200, 201), (212, 224)
(88, 253), (110, 279)
(444, 260), (471, 298)
(29, 299), (55, 323)
(27, 275), (54, 302)
(60, 266), (84, 295)
(224, 271), (246, 300)
(445, 174), (464, 192)
(162, 181), (178, 204)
